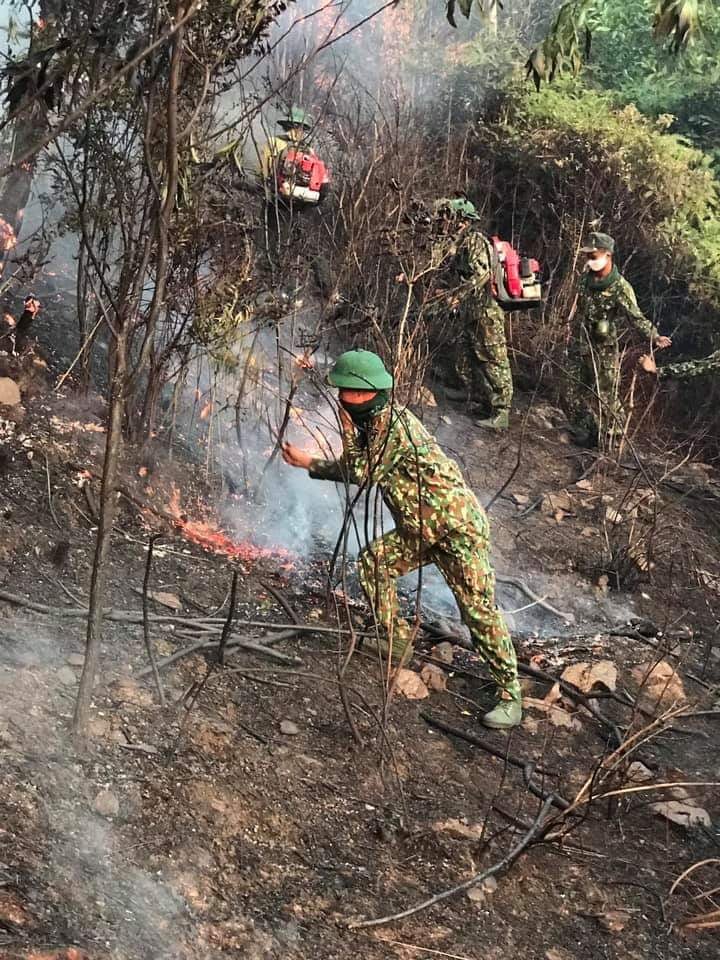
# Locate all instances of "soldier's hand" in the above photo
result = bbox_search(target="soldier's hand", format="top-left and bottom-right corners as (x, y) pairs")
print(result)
(639, 354), (657, 374)
(654, 335), (672, 350)
(281, 442), (313, 470)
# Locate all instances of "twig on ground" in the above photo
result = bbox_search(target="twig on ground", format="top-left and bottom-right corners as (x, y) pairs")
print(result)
(497, 575), (573, 622)
(518, 662), (623, 747)
(142, 534), (166, 707)
(348, 796), (555, 929)
(218, 569), (239, 666)
(44, 454), (62, 530)
(259, 579), (300, 624)
(136, 634), (302, 677)
(420, 712), (568, 809)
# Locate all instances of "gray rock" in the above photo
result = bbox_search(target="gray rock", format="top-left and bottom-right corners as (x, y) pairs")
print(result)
(93, 789), (120, 818)
(279, 720), (299, 736)
(57, 665), (78, 686)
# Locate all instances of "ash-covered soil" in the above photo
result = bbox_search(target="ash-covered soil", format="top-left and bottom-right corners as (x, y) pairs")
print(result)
(0, 365), (718, 960)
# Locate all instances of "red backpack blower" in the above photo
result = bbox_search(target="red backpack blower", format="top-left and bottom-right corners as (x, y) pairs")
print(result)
(277, 147), (330, 204)
(489, 237), (543, 311)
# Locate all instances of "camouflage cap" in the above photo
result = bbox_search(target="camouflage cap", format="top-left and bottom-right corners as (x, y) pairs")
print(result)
(580, 231), (615, 254)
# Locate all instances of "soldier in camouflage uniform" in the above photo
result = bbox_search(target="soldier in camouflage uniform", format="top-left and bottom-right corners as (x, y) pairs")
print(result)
(282, 349), (522, 729)
(432, 199), (512, 431)
(640, 348), (720, 381)
(563, 232), (672, 447)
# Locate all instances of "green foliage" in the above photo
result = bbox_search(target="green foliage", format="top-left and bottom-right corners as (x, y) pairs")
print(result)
(445, 0), (494, 29)
(653, 0), (700, 51)
(587, 0), (720, 160)
(192, 283), (252, 370)
(523, 0), (704, 89)
(510, 84), (720, 293)
(525, 0), (597, 90)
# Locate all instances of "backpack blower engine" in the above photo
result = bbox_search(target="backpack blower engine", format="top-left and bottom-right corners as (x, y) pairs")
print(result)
(277, 148), (330, 204)
(490, 237), (543, 311)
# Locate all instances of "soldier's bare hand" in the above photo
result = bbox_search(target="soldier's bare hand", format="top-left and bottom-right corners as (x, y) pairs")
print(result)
(639, 354), (657, 374)
(281, 442), (313, 470)
(654, 335), (672, 350)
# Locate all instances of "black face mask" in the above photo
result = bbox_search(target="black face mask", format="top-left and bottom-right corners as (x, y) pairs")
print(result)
(340, 390), (389, 425)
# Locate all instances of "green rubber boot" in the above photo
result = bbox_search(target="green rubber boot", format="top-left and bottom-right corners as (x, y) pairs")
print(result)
(476, 409), (509, 431)
(481, 696), (522, 730)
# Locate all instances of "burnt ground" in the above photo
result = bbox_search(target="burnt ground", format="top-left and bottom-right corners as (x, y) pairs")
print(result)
(0, 354), (719, 960)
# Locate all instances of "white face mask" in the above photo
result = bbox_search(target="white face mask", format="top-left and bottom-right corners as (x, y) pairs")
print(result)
(587, 254), (609, 272)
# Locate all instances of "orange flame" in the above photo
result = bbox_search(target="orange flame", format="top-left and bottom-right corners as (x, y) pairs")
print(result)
(167, 488), (294, 568)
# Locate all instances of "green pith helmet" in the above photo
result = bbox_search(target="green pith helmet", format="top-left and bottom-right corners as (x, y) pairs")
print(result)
(434, 197), (480, 220)
(328, 350), (394, 390)
(278, 106), (314, 130)
(581, 231), (615, 254)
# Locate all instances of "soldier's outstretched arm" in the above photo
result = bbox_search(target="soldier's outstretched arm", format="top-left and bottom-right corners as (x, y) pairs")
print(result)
(659, 349), (720, 381)
(618, 279), (660, 341)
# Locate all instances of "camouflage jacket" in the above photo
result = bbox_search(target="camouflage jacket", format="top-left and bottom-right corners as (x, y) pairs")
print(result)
(430, 228), (496, 310)
(660, 349), (720, 380)
(308, 406), (484, 544)
(575, 269), (658, 351)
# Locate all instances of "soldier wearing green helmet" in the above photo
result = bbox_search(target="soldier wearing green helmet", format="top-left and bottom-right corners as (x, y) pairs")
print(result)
(282, 348), (522, 730)
(563, 231), (672, 447)
(431, 197), (513, 431)
(259, 105), (315, 181)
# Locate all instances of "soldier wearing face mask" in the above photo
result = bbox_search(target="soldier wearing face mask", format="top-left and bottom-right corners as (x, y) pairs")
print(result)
(562, 232), (672, 447)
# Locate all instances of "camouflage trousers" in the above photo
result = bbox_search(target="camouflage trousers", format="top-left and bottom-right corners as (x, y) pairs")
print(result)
(563, 340), (624, 446)
(456, 304), (513, 413)
(358, 518), (520, 699)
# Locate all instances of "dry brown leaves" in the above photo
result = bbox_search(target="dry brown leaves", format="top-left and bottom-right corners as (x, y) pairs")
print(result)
(650, 799), (711, 829)
(631, 659), (686, 709)
(561, 660), (617, 693)
(432, 818), (484, 840)
(523, 682), (581, 730)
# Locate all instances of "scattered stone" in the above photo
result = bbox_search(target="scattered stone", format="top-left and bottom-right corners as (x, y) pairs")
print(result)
(430, 641), (454, 664)
(87, 718), (111, 738)
(594, 909), (631, 933)
(0, 377), (21, 407)
(280, 720), (300, 736)
(57, 665), (78, 686)
(626, 761), (655, 784)
(66, 653), (85, 667)
(540, 490), (572, 515)
(395, 668), (429, 700)
(512, 492), (530, 506)
(93, 789), (120, 818)
(465, 875), (498, 905)
(420, 662), (447, 692)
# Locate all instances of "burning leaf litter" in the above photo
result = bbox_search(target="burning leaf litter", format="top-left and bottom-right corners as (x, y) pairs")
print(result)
(167, 486), (295, 568)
